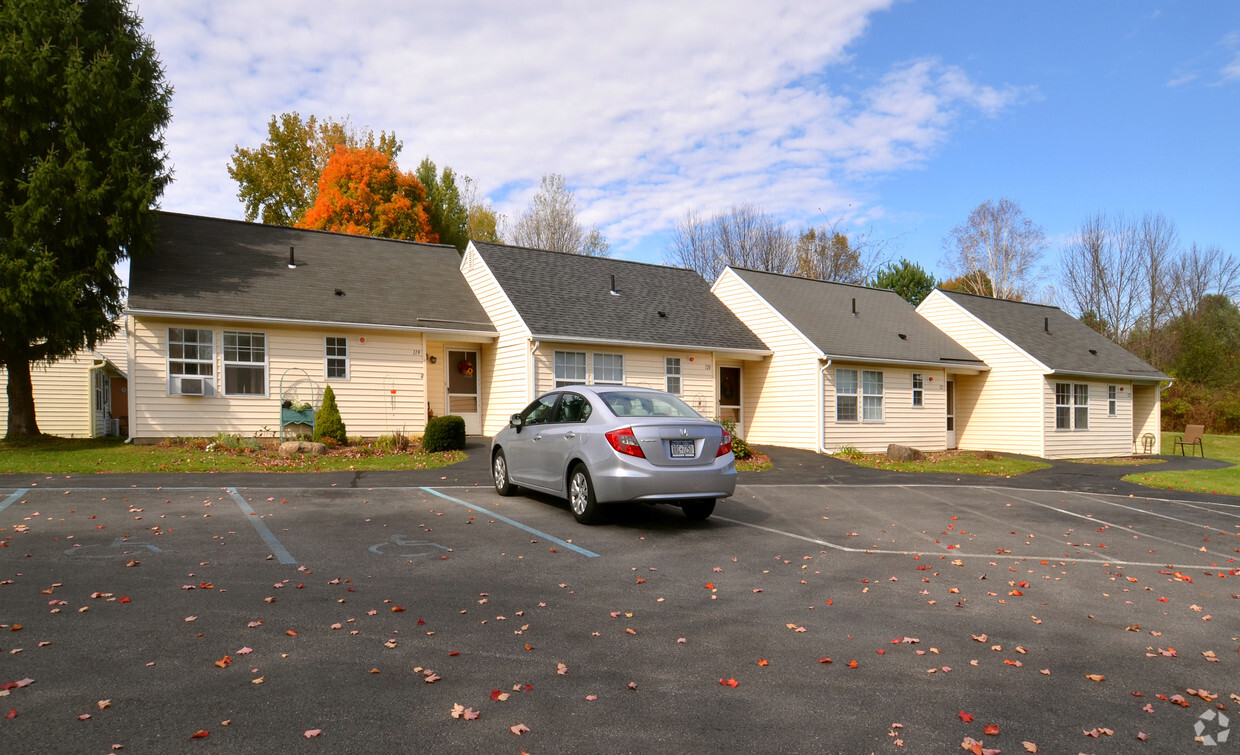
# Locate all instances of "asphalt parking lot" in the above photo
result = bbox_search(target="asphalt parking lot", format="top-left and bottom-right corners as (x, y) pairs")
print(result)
(2, 475), (1238, 753)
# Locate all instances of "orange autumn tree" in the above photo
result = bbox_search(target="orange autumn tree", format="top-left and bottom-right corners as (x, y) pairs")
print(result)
(296, 146), (437, 241)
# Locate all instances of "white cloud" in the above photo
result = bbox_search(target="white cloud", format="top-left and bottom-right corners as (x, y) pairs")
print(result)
(138, 0), (1024, 255)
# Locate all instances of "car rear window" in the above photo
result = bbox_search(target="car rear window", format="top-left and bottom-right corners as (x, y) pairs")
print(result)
(598, 391), (702, 418)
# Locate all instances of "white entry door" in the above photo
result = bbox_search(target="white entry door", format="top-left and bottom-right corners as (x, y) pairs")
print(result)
(946, 379), (956, 449)
(446, 348), (481, 435)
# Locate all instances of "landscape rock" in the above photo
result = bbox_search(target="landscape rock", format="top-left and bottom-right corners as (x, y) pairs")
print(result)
(279, 441), (328, 457)
(887, 443), (924, 462)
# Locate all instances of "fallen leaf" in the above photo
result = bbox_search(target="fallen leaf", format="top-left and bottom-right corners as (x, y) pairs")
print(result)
(510, 723), (530, 735)
(720, 677), (739, 688)
(983, 724), (999, 736)
(97, 700), (111, 710)
(959, 711), (974, 723)
(304, 729), (321, 739)
(190, 730), (208, 739)
(1021, 742), (1037, 753)
(1085, 674), (1105, 682)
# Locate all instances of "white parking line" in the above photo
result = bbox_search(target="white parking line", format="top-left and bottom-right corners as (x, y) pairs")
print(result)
(1, 489), (29, 513)
(419, 487), (599, 558)
(225, 487), (297, 565)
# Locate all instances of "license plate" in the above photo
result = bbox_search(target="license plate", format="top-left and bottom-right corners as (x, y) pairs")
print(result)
(669, 440), (695, 458)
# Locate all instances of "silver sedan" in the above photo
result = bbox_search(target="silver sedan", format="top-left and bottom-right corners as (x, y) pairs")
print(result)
(491, 386), (736, 524)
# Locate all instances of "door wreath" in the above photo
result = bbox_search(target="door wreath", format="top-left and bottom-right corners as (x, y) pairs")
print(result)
(457, 359), (475, 377)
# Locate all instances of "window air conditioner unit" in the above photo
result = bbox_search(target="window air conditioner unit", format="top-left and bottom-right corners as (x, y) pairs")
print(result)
(179, 377), (205, 395)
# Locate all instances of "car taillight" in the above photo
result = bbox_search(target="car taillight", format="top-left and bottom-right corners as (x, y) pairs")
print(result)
(716, 429), (733, 457)
(605, 427), (646, 458)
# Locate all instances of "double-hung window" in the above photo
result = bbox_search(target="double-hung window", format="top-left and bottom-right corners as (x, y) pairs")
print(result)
(836, 369), (858, 422)
(1055, 382), (1089, 429)
(862, 370), (884, 421)
(326, 337), (349, 380)
(665, 357), (682, 394)
(223, 331), (267, 396)
(554, 350), (587, 388)
(168, 328), (214, 395)
(911, 373), (924, 407)
(1108, 385), (1117, 417)
(593, 353), (624, 385)
(1074, 384), (1089, 429)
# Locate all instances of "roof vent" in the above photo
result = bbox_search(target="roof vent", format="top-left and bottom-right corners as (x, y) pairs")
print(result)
(334, 288), (345, 297)
(288, 246), (297, 269)
(657, 311), (667, 318)
(1089, 348), (1098, 355)
(898, 333), (907, 340)
(1043, 317), (1050, 333)
(609, 274), (620, 296)
(852, 298), (857, 316)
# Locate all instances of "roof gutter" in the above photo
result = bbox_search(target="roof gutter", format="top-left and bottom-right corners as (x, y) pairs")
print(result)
(125, 308), (498, 340)
(528, 333), (770, 360)
(817, 360), (832, 455)
(1044, 368), (1171, 383)
(819, 353), (989, 372)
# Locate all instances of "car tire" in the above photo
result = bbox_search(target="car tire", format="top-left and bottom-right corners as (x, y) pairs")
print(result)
(681, 498), (716, 521)
(568, 464), (603, 525)
(493, 449), (515, 496)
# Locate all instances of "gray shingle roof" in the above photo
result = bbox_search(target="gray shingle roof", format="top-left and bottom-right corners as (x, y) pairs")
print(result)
(472, 242), (769, 353)
(127, 213), (495, 335)
(729, 268), (985, 367)
(933, 290), (1169, 381)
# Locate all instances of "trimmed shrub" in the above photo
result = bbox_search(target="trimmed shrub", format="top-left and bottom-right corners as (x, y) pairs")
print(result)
(313, 385), (347, 445)
(716, 418), (752, 460)
(423, 415), (466, 452)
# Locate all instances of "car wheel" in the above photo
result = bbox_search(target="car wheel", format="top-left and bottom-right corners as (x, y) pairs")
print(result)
(681, 498), (716, 521)
(493, 449), (515, 496)
(568, 464), (603, 525)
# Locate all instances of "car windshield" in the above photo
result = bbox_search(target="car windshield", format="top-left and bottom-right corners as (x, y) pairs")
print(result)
(598, 391), (702, 418)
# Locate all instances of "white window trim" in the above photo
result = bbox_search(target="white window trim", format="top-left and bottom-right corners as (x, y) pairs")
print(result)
(665, 357), (682, 395)
(167, 327), (215, 396)
(222, 330), (268, 397)
(592, 352), (625, 385)
(861, 369), (884, 423)
(325, 336), (349, 381)
(1073, 383), (1089, 430)
(554, 350), (587, 388)
(911, 373), (924, 408)
(835, 368), (858, 423)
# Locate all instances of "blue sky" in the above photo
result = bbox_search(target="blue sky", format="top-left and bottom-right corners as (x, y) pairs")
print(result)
(139, 1), (1239, 297)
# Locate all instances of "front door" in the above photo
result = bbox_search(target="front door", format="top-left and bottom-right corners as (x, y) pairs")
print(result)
(946, 379), (956, 449)
(446, 348), (481, 435)
(718, 366), (742, 435)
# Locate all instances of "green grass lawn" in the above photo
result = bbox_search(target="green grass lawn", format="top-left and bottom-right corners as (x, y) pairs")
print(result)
(1122, 432), (1240, 496)
(838, 449), (1050, 476)
(0, 435), (464, 474)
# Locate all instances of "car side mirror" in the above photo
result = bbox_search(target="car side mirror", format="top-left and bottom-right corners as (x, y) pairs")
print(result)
(509, 414), (524, 432)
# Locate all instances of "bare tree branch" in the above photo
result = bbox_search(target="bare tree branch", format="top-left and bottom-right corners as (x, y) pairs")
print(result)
(942, 198), (1047, 300)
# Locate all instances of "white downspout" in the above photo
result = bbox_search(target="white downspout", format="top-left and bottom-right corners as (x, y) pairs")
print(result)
(124, 315), (135, 443)
(817, 360), (832, 454)
(528, 340), (540, 402)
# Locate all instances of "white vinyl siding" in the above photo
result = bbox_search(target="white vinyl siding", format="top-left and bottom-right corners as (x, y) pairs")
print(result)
(530, 344), (716, 417)
(820, 363), (948, 452)
(1043, 377), (1134, 458)
(460, 245), (530, 436)
(917, 291), (1045, 457)
(0, 351), (99, 438)
(130, 318), (430, 440)
(711, 269), (820, 450)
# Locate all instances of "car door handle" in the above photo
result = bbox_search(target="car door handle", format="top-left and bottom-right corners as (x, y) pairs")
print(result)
(533, 433), (543, 441)
(563, 431), (575, 439)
